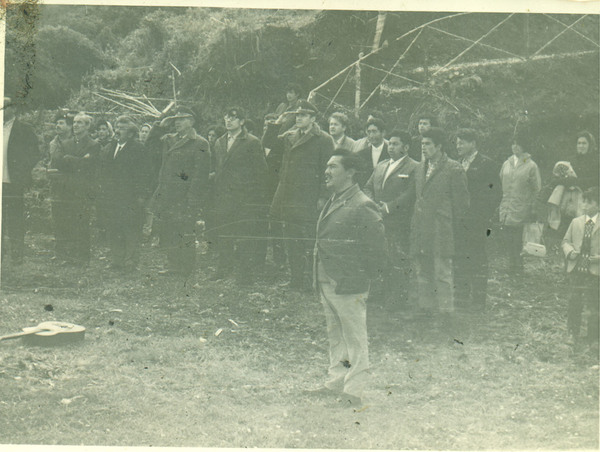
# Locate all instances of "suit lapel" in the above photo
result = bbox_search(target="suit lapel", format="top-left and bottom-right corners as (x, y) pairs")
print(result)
(319, 184), (359, 223)
(423, 154), (447, 187)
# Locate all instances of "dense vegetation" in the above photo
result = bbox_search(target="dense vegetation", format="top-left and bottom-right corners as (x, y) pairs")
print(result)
(5, 6), (598, 159)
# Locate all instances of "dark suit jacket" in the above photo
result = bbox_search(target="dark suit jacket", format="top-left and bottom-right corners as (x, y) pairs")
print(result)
(263, 123), (334, 225)
(410, 154), (469, 258)
(5, 119), (40, 187)
(363, 155), (418, 238)
(354, 142), (390, 187)
(98, 139), (152, 215)
(463, 152), (501, 225)
(213, 129), (269, 221)
(50, 135), (100, 201)
(314, 184), (386, 294)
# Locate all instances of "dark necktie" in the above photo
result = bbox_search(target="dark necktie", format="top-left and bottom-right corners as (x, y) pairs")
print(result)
(576, 219), (594, 274)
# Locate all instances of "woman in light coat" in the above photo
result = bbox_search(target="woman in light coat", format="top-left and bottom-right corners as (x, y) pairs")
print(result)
(499, 132), (542, 273)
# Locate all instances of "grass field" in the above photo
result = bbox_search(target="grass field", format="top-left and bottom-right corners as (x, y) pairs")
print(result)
(0, 232), (598, 449)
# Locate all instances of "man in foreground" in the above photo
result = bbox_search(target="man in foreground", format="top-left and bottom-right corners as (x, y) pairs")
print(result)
(312, 149), (386, 406)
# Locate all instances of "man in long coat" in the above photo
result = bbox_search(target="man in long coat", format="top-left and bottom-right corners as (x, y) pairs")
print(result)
(49, 112), (100, 265)
(2, 97), (40, 267)
(453, 128), (501, 311)
(262, 100), (334, 290)
(149, 107), (210, 277)
(410, 127), (469, 314)
(212, 107), (269, 283)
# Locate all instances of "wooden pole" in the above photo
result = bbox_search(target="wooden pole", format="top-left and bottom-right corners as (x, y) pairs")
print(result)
(372, 12), (387, 51)
(355, 52), (363, 119)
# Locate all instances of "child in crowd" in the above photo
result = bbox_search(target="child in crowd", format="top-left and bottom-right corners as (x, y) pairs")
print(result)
(562, 186), (600, 345)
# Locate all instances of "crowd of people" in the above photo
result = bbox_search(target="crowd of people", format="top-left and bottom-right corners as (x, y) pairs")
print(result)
(2, 86), (599, 404)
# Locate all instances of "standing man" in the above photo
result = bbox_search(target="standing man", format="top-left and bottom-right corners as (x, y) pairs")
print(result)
(99, 116), (151, 272)
(2, 97), (40, 267)
(363, 129), (418, 305)
(212, 107), (269, 284)
(328, 112), (356, 150)
(409, 113), (437, 161)
(49, 112), (99, 265)
(263, 100), (334, 290)
(453, 129), (501, 311)
(149, 106), (210, 277)
(312, 149), (386, 406)
(410, 127), (469, 316)
(354, 118), (389, 187)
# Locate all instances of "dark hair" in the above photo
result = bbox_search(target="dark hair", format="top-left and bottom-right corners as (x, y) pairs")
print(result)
(329, 112), (350, 128)
(286, 83), (302, 96)
(95, 119), (114, 135)
(417, 113), (438, 127)
(331, 148), (365, 182)
(576, 131), (597, 153)
(421, 127), (446, 147)
(115, 115), (138, 138)
(208, 124), (226, 136)
(388, 129), (411, 146)
(366, 118), (386, 133)
(456, 128), (478, 143)
(225, 106), (246, 121)
(582, 187), (600, 205)
(54, 111), (73, 126)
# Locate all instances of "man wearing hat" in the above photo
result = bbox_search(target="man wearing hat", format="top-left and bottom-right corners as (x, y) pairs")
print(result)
(263, 100), (334, 290)
(211, 107), (269, 283)
(147, 106), (210, 277)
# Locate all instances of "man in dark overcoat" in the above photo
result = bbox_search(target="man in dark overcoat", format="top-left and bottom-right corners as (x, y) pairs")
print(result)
(410, 127), (469, 314)
(311, 149), (386, 407)
(149, 107), (210, 277)
(453, 128), (501, 311)
(49, 112), (100, 265)
(262, 100), (334, 290)
(211, 107), (269, 283)
(2, 97), (40, 267)
(99, 115), (153, 271)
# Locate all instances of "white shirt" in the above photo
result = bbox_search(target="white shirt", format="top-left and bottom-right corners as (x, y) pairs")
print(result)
(227, 130), (242, 151)
(371, 142), (385, 168)
(585, 214), (598, 225)
(114, 142), (126, 159)
(383, 155), (407, 184)
(461, 151), (478, 171)
(3, 118), (15, 183)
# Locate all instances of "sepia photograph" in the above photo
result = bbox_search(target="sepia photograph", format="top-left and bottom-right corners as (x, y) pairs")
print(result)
(1, 0), (599, 449)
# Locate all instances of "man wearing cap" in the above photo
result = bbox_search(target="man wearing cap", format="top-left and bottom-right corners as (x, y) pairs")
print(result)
(148, 106), (210, 277)
(2, 97), (40, 268)
(263, 100), (334, 290)
(211, 107), (269, 283)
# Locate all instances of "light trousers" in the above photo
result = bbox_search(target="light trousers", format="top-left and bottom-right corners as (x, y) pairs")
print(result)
(318, 264), (369, 398)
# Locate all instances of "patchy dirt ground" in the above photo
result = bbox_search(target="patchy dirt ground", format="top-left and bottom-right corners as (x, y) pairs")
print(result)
(0, 231), (598, 449)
